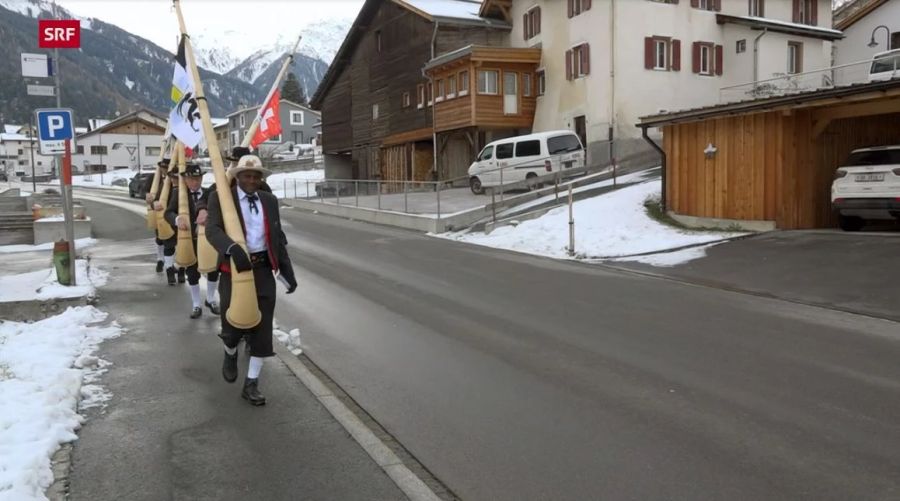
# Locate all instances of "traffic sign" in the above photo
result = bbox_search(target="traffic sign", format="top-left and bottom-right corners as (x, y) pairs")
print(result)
(21, 53), (50, 78)
(27, 84), (55, 97)
(35, 108), (76, 155)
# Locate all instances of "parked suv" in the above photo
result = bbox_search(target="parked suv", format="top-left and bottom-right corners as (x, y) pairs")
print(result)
(868, 49), (900, 82)
(831, 145), (900, 231)
(129, 172), (154, 198)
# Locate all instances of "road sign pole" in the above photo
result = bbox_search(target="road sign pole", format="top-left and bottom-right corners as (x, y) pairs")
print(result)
(63, 139), (76, 286)
(28, 114), (37, 193)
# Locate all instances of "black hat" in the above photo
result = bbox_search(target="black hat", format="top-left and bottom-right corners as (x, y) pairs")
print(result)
(158, 158), (171, 168)
(225, 146), (251, 162)
(166, 165), (179, 177)
(181, 163), (203, 177)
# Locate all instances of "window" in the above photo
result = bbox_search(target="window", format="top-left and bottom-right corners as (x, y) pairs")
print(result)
(477, 70), (499, 94)
(478, 145), (493, 161)
(239, 115), (245, 127)
(788, 41), (803, 74)
(537, 70), (546, 96)
(436, 79), (445, 102)
(645, 37), (681, 72)
(265, 134), (281, 143)
(230, 131), (239, 147)
(76, 145), (84, 154)
(375, 30), (382, 53)
(566, 44), (590, 80)
(736, 39), (747, 53)
(146, 146), (160, 156)
(427, 82), (433, 105)
(290, 111), (304, 125)
(693, 0), (721, 11)
(693, 42), (723, 76)
(792, 0), (816, 25)
(523, 73), (532, 97)
(417, 84), (425, 108)
(892, 32), (900, 50)
(515, 140), (541, 157)
(17, 148), (23, 155)
(495, 143), (514, 159)
(568, 0), (591, 18)
(548, 134), (582, 154)
(448, 77), (457, 98)
(574, 116), (586, 151)
(372, 104), (379, 120)
(402, 92), (411, 108)
(90, 145), (107, 155)
(524, 7), (541, 40)
(748, 0), (764, 16)
(458, 71), (470, 95)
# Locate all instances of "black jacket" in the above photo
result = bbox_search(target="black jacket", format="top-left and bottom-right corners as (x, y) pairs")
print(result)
(205, 188), (295, 284)
(164, 186), (210, 237)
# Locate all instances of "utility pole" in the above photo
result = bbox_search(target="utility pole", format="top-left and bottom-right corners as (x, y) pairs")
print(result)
(54, 41), (76, 285)
(28, 114), (37, 193)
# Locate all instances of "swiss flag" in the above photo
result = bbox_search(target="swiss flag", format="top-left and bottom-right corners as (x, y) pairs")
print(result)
(250, 90), (282, 148)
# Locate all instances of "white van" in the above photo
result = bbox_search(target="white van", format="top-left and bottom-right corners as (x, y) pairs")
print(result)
(868, 49), (900, 82)
(467, 130), (585, 194)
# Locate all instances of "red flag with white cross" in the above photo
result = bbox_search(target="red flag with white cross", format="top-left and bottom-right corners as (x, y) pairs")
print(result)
(250, 90), (282, 148)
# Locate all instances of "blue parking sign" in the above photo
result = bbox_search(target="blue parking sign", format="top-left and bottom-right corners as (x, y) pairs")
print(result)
(35, 108), (75, 155)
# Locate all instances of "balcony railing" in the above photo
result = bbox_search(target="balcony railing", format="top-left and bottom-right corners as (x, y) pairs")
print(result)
(718, 59), (876, 103)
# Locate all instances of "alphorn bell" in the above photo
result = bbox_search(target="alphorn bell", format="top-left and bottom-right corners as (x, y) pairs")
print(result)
(196, 223), (217, 273)
(146, 135), (171, 230)
(174, 146), (197, 268)
(173, 0), (260, 329)
(155, 161), (176, 241)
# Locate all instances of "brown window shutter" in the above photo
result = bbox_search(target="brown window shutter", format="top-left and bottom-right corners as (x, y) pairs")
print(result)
(692, 42), (701, 74)
(645, 37), (655, 69)
(536, 7), (541, 34)
(523, 13), (529, 39)
(715, 44), (723, 75)
(811, 0), (818, 25)
(713, 0), (721, 11)
(672, 39), (681, 71)
(691, 0), (699, 7)
(568, 0), (574, 18)
(585, 0), (592, 11)
(566, 49), (573, 80)
(792, 0), (800, 22)
(582, 44), (590, 75)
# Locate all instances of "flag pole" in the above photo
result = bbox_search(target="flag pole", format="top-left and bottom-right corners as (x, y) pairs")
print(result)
(173, 0), (261, 329)
(242, 34), (302, 149)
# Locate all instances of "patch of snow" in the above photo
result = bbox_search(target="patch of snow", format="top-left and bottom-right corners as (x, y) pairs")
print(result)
(200, 168), (323, 199)
(0, 238), (97, 255)
(124, 76), (134, 90)
(615, 245), (713, 268)
(0, 259), (108, 303)
(436, 179), (746, 266)
(0, 306), (124, 500)
(401, 0), (485, 22)
(273, 323), (303, 356)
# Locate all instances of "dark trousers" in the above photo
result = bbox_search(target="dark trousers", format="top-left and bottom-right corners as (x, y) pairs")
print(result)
(185, 265), (220, 286)
(218, 266), (276, 358)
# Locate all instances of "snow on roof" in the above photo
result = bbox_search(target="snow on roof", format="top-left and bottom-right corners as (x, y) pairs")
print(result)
(400, 0), (485, 22)
(735, 15), (844, 36)
(0, 133), (35, 142)
(211, 118), (229, 128)
(4, 124), (22, 134)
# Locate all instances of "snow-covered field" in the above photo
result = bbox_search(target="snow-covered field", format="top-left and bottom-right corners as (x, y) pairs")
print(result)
(0, 259), (108, 303)
(0, 306), (123, 500)
(438, 179), (745, 267)
(0, 238), (97, 255)
(200, 168), (324, 199)
(71, 169), (137, 191)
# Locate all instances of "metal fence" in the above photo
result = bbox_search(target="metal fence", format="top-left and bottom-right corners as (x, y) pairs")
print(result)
(718, 59), (875, 103)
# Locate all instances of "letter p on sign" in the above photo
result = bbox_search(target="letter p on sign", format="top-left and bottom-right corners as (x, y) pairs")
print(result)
(38, 20), (81, 48)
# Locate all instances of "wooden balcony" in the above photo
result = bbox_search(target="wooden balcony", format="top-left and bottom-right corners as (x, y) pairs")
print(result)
(424, 45), (542, 134)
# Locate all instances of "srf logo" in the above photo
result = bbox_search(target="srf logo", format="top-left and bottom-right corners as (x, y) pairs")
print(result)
(38, 20), (80, 48)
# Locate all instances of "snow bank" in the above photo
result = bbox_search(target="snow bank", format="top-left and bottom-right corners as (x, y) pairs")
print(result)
(0, 260), (108, 303)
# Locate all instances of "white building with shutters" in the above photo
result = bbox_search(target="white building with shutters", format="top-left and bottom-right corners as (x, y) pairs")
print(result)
(479, 0), (840, 167)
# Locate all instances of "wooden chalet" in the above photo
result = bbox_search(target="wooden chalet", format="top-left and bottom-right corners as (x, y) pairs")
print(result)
(310, 0), (511, 184)
(424, 45), (542, 182)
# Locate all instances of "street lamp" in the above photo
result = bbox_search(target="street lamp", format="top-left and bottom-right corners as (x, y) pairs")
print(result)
(868, 25), (891, 49)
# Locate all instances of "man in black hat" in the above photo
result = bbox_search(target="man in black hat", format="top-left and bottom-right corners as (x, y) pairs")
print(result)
(164, 163), (221, 318)
(205, 154), (297, 406)
(144, 159), (170, 273)
(212, 145), (273, 194)
(155, 167), (186, 285)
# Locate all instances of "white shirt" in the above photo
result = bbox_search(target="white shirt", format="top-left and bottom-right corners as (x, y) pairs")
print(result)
(236, 185), (267, 253)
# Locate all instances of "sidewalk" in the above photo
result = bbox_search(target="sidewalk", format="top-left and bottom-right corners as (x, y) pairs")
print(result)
(64, 238), (408, 500)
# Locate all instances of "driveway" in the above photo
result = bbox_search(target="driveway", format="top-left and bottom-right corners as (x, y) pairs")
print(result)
(611, 230), (900, 322)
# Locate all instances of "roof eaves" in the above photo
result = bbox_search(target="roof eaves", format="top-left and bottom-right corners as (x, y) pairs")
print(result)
(716, 14), (844, 41)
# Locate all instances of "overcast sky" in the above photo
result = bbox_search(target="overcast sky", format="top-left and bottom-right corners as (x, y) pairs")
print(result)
(57, 0), (363, 50)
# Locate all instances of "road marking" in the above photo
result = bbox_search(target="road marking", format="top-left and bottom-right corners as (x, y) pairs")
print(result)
(273, 343), (443, 501)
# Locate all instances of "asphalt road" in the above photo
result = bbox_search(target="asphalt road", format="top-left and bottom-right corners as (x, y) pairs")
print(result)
(75, 190), (900, 500)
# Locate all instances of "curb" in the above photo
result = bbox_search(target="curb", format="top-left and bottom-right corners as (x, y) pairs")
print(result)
(273, 343), (452, 501)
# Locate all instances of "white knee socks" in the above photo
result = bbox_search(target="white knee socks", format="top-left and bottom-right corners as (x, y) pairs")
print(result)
(189, 284), (201, 308)
(164, 255), (174, 269)
(156, 245), (164, 261)
(248, 356), (263, 379)
(206, 280), (218, 303)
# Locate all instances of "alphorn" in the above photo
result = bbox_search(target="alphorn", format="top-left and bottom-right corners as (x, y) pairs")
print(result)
(174, 145), (197, 267)
(155, 145), (177, 241)
(146, 134), (172, 230)
(173, 0), (260, 329)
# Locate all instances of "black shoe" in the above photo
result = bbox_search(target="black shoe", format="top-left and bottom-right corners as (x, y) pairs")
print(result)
(166, 267), (176, 286)
(205, 300), (220, 315)
(155, 260), (163, 273)
(177, 268), (186, 283)
(222, 350), (238, 383)
(190, 307), (202, 319)
(241, 378), (266, 406)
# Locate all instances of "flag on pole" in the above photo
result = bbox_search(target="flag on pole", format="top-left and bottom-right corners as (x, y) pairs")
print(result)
(169, 36), (202, 149)
(250, 90), (282, 148)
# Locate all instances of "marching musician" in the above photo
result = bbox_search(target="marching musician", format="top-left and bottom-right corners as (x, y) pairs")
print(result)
(144, 159), (170, 274)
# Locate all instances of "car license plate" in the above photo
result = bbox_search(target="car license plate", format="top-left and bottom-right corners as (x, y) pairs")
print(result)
(564, 161), (573, 169)
(854, 173), (885, 182)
